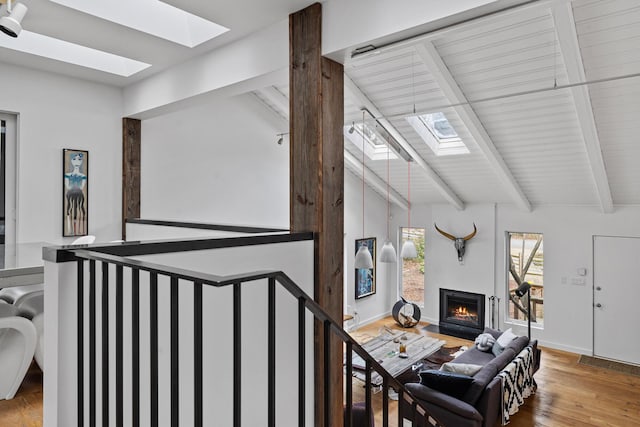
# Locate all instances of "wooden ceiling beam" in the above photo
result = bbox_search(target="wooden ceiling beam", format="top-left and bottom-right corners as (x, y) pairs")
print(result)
(552, 1), (613, 213)
(344, 74), (465, 210)
(415, 42), (532, 212)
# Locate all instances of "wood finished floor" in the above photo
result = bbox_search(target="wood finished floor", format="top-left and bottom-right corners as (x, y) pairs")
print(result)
(1, 319), (639, 426)
(351, 318), (640, 427)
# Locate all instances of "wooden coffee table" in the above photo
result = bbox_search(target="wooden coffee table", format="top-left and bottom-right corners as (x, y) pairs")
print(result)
(351, 329), (445, 386)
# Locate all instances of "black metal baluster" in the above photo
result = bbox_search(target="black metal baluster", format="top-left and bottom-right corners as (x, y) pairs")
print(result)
(77, 260), (84, 427)
(382, 376), (389, 427)
(233, 283), (241, 427)
(365, 360), (372, 427)
(116, 265), (123, 427)
(101, 262), (110, 427)
(397, 389), (404, 427)
(89, 260), (96, 427)
(132, 269), (140, 427)
(150, 273), (158, 427)
(324, 320), (331, 427)
(344, 343), (353, 427)
(298, 297), (305, 427)
(267, 278), (276, 427)
(171, 277), (179, 427)
(194, 282), (203, 427)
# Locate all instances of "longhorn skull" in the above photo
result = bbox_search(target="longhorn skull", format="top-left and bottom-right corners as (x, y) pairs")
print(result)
(434, 223), (477, 262)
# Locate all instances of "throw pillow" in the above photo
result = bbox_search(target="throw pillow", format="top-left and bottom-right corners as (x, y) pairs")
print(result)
(440, 362), (484, 376)
(418, 370), (474, 399)
(492, 328), (518, 356)
(474, 333), (496, 352)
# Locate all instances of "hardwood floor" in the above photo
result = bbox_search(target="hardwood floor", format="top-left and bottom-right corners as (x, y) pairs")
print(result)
(1, 319), (639, 426)
(0, 363), (42, 427)
(351, 318), (640, 427)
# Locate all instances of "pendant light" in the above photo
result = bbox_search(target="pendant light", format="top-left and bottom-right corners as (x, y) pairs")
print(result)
(401, 159), (417, 259)
(402, 51), (418, 259)
(354, 110), (374, 269)
(379, 132), (397, 263)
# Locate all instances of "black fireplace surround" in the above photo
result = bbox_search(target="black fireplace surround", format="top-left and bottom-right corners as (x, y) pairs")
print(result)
(439, 288), (485, 340)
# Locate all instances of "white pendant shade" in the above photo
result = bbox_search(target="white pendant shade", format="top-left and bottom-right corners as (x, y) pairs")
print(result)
(401, 240), (417, 259)
(354, 244), (374, 269)
(379, 240), (397, 263)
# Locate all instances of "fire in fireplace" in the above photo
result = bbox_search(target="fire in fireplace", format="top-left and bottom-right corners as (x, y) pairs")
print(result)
(439, 289), (485, 339)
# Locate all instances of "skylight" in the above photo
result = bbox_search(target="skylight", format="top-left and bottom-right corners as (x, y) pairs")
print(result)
(50, 0), (229, 48)
(406, 112), (469, 156)
(0, 31), (151, 76)
(344, 123), (397, 161)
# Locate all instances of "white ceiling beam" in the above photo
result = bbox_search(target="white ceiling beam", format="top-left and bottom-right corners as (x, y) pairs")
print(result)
(344, 74), (465, 210)
(344, 151), (409, 210)
(415, 42), (532, 212)
(552, 1), (613, 213)
(258, 86), (290, 120)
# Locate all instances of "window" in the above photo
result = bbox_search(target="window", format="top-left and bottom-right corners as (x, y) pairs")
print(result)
(400, 227), (425, 306)
(405, 112), (469, 156)
(344, 122), (397, 161)
(506, 232), (544, 325)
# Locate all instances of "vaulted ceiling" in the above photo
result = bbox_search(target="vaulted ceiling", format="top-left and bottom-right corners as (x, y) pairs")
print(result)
(2, 0), (638, 212)
(255, 0), (640, 212)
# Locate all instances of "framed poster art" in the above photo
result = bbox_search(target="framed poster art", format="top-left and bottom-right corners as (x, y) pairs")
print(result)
(63, 149), (89, 237)
(355, 237), (376, 299)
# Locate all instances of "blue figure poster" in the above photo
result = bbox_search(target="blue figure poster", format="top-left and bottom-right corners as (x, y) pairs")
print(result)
(63, 149), (88, 237)
(355, 237), (376, 299)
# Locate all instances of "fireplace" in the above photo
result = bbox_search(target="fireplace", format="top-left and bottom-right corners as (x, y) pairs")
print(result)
(439, 289), (485, 339)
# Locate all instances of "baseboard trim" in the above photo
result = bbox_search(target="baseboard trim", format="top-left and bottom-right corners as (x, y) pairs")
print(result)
(536, 340), (590, 355)
(356, 311), (392, 328)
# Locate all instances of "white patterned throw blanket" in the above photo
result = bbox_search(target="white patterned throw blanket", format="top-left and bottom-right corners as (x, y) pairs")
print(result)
(498, 346), (536, 425)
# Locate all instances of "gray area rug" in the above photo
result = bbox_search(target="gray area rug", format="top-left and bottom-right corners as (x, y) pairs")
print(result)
(578, 355), (640, 377)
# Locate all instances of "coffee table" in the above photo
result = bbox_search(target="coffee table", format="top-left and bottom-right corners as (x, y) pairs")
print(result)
(351, 329), (445, 386)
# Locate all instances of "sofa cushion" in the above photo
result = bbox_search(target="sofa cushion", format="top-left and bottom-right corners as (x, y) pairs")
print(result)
(440, 362), (484, 376)
(505, 335), (529, 355)
(419, 370), (474, 399)
(460, 347), (516, 405)
(452, 346), (495, 366)
(492, 328), (518, 356)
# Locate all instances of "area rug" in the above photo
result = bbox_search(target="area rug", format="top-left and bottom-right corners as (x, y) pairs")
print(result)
(578, 355), (640, 377)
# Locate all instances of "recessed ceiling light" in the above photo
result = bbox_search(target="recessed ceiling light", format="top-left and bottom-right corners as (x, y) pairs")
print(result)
(0, 30), (151, 76)
(50, 0), (229, 48)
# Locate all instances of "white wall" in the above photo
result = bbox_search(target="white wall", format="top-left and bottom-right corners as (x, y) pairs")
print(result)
(0, 63), (123, 244)
(344, 170), (397, 326)
(141, 94), (289, 229)
(390, 202), (640, 355)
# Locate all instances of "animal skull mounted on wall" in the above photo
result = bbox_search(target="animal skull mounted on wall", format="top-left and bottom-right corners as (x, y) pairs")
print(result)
(434, 223), (477, 263)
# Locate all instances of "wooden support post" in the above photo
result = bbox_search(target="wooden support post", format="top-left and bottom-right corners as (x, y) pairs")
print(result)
(290, 3), (344, 426)
(122, 118), (141, 241)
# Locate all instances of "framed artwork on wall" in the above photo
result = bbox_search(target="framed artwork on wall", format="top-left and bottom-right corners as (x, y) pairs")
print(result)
(355, 237), (376, 299)
(62, 149), (89, 237)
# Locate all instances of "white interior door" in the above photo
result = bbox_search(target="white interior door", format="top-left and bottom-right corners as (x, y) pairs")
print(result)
(593, 236), (640, 365)
(0, 113), (16, 246)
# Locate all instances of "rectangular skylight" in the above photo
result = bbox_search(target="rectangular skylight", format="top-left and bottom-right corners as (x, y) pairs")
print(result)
(0, 31), (151, 76)
(50, 0), (229, 48)
(344, 123), (397, 161)
(406, 112), (469, 156)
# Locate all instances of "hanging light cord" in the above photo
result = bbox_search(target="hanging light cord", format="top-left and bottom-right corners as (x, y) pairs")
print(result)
(386, 137), (390, 239)
(362, 110), (366, 239)
(408, 160), (411, 230)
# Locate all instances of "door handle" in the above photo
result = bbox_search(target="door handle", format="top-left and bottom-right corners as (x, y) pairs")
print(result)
(595, 303), (602, 308)
(595, 286), (602, 291)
